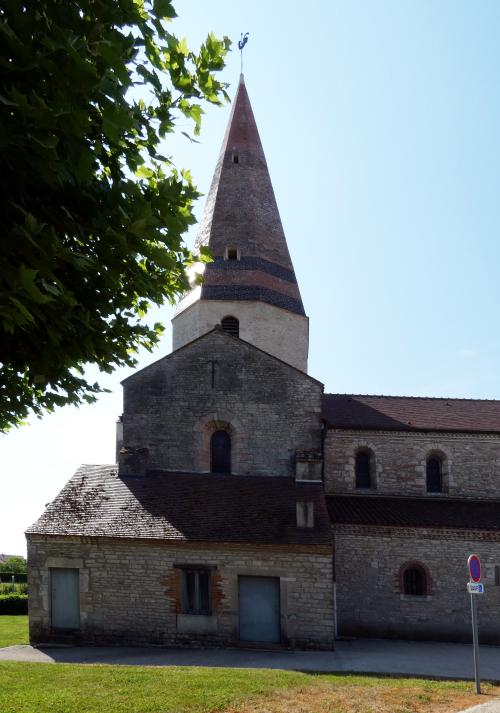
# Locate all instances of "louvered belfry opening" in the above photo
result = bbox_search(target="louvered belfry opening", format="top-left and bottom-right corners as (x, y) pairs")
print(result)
(221, 316), (239, 337)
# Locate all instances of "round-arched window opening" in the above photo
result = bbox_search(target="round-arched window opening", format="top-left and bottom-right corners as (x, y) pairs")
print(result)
(221, 316), (239, 338)
(403, 566), (426, 596)
(426, 456), (442, 493)
(211, 430), (231, 473)
(355, 449), (372, 489)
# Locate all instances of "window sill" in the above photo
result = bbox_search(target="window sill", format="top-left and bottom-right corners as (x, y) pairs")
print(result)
(399, 594), (432, 602)
(177, 614), (218, 634)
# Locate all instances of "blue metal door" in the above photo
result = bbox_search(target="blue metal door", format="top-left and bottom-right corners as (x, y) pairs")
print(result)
(238, 576), (280, 643)
(50, 568), (80, 629)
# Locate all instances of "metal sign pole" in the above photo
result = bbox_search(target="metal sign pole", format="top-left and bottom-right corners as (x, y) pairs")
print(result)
(467, 554), (482, 694)
(470, 587), (481, 694)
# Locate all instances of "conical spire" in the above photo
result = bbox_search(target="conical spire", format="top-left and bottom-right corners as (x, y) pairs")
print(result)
(173, 76), (309, 373)
(194, 75), (305, 316)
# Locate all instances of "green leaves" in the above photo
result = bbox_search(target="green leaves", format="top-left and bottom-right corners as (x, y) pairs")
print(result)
(152, 0), (177, 19)
(0, 0), (231, 431)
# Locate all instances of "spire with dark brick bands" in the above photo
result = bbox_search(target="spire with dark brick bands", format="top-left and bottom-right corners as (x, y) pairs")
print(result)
(195, 75), (305, 316)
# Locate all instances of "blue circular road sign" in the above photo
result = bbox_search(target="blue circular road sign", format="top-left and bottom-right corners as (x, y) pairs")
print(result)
(468, 554), (481, 583)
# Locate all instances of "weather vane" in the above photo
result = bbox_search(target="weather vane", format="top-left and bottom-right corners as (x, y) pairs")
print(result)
(238, 32), (249, 74)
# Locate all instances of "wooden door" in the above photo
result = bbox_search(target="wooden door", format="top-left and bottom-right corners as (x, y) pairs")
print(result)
(50, 568), (80, 630)
(238, 576), (280, 643)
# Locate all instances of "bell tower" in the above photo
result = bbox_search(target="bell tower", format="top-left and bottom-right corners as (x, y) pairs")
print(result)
(172, 75), (309, 372)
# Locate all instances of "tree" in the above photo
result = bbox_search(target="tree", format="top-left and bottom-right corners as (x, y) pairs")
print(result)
(0, 0), (230, 431)
(0, 556), (27, 574)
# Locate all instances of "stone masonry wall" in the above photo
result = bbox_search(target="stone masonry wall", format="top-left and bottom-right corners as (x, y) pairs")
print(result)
(122, 329), (323, 477)
(27, 536), (334, 650)
(325, 429), (500, 498)
(335, 526), (500, 643)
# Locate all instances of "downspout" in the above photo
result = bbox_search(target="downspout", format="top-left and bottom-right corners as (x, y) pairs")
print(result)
(332, 532), (338, 640)
(322, 417), (337, 641)
(320, 419), (326, 483)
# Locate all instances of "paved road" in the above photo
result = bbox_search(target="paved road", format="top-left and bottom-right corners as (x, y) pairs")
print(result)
(2, 637), (500, 682)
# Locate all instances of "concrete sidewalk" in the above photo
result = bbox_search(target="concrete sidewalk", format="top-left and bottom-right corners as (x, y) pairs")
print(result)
(2, 638), (500, 682)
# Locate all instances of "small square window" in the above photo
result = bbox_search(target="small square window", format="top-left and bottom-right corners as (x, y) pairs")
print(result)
(227, 248), (238, 261)
(181, 568), (211, 615)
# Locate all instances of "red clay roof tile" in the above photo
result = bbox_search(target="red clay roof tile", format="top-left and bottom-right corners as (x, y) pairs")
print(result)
(27, 465), (331, 546)
(327, 494), (500, 531)
(323, 394), (500, 434)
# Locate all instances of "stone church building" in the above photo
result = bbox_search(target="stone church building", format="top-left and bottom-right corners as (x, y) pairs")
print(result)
(27, 77), (500, 649)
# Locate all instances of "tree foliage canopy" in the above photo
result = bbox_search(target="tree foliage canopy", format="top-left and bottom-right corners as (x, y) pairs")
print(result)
(0, 556), (27, 574)
(0, 0), (230, 431)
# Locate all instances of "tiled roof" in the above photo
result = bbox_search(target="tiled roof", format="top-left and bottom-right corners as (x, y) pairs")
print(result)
(322, 394), (500, 434)
(187, 76), (305, 317)
(327, 494), (500, 531)
(201, 284), (305, 315)
(27, 465), (331, 546)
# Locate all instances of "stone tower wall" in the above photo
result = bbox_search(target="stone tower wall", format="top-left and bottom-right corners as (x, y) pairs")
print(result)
(172, 299), (309, 373)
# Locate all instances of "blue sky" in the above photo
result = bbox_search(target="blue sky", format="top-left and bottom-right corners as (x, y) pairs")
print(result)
(2, 0), (500, 554)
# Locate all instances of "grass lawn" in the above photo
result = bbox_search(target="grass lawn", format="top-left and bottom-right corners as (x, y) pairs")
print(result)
(0, 616), (29, 648)
(0, 617), (498, 712)
(0, 662), (498, 713)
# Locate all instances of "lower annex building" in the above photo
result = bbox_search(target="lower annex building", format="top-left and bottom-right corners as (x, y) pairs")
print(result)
(27, 77), (500, 648)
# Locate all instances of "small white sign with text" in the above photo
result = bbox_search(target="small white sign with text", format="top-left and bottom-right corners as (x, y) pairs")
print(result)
(467, 582), (485, 594)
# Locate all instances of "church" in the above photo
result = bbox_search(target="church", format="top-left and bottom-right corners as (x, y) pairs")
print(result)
(26, 76), (500, 649)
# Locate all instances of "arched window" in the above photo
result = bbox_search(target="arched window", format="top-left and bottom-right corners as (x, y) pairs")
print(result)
(426, 456), (442, 493)
(403, 566), (426, 596)
(355, 450), (372, 489)
(221, 316), (239, 338)
(211, 430), (231, 473)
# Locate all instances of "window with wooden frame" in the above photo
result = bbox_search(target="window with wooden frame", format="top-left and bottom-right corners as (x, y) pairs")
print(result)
(181, 568), (211, 615)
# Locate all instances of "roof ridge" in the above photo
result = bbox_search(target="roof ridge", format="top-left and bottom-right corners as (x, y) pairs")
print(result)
(325, 393), (500, 403)
(123, 327), (323, 386)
